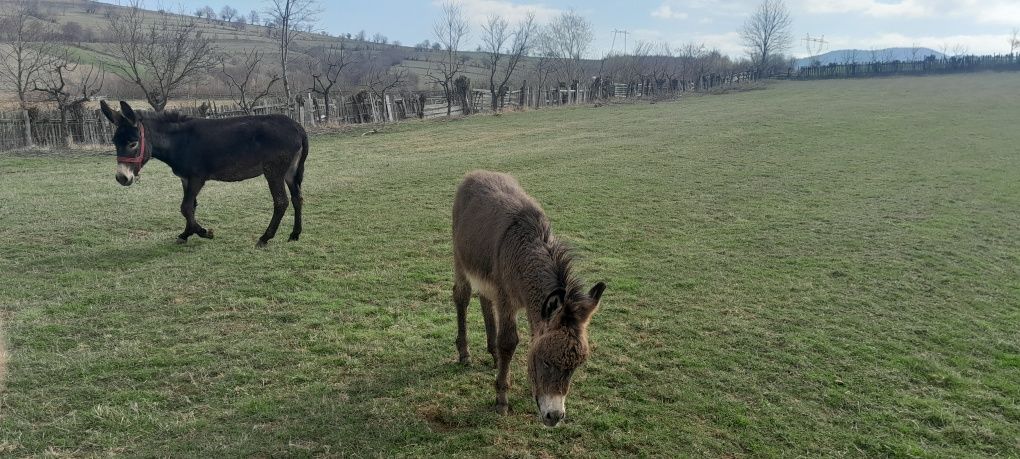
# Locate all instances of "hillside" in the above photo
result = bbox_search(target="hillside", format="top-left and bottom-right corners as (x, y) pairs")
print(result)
(0, 0), (500, 97)
(796, 47), (946, 68)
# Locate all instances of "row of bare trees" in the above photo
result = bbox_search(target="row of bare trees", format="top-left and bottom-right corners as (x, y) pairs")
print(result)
(0, 0), (317, 146)
(0, 0), (106, 146)
(600, 42), (745, 94)
(425, 3), (596, 115)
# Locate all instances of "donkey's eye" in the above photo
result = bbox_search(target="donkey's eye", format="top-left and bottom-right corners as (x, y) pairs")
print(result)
(128, 141), (139, 150)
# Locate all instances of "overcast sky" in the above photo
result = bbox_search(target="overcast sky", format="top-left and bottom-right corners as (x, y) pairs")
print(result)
(153, 0), (1019, 58)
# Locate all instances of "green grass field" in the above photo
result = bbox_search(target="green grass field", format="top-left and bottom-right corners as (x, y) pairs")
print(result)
(1, 73), (1019, 457)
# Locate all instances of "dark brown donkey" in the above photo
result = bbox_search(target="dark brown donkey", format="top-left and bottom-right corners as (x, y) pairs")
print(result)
(452, 170), (606, 427)
(100, 101), (308, 247)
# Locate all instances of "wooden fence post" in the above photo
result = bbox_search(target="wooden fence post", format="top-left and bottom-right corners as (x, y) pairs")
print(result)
(307, 93), (316, 126)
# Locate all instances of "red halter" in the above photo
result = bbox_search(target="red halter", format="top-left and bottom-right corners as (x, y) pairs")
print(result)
(117, 123), (148, 173)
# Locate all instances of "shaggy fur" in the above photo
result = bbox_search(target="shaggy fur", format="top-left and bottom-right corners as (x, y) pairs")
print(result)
(452, 170), (606, 424)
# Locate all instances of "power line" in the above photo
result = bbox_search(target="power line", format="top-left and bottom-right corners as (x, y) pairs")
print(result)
(611, 29), (630, 55)
(802, 33), (828, 56)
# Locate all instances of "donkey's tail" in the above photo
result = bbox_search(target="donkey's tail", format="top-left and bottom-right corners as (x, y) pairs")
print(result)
(294, 131), (309, 189)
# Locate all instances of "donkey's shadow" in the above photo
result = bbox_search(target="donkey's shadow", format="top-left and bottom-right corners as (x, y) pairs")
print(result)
(20, 236), (196, 272)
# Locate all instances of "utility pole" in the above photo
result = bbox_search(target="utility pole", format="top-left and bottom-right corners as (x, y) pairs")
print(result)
(802, 33), (828, 57)
(612, 29), (630, 55)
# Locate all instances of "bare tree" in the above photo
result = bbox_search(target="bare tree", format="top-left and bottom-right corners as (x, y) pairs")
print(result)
(482, 13), (536, 112)
(677, 42), (708, 89)
(220, 5), (238, 22)
(0, 0), (59, 147)
(951, 43), (968, 57)
(265, 0), (319, 114)
(222, 49), (280, 115)
(364, 61), (410, 113)
(107, 2), (220, 111)
(32, 51), (104, 146)
(740, 0), (793, 74)
(539, 10), (593, 87)
(200, 5), (216, 21)
(628, 41), (657, 95)
(427, 1), (469, 116)
(843, 48), (860, 65)
(308, 41), (359, 122)
(938, 43), (950, 58)
(1011, 28), (1020, 55)
(530, 52), (557, 105)
(249, 10), (260, 26)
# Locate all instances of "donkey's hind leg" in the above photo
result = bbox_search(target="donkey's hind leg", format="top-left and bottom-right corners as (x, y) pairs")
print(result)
(257, 174), (289, 248)
(453, 268), (472, 365)
(285, 176), (303, 242)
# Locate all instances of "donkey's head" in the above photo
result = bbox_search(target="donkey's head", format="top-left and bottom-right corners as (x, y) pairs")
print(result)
(528, 281), (606, 427)
(100, 100), (149, 186)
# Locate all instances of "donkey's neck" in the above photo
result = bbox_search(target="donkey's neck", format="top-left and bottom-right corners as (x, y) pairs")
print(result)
(513, 239), (581, 325)
(142, 120), (186, 167)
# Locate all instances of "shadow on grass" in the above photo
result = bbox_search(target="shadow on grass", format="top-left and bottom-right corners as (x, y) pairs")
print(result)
(20, 237), (200, 272)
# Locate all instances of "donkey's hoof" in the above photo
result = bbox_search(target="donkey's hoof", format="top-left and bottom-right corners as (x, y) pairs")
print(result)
(494, 404), (510, 416)
(287, 234), (300, 242)
(199, 229), (214, 239)
(176, 237), (188, 244)
(458, 355), (471, 366)
(255, 239), (269, 248)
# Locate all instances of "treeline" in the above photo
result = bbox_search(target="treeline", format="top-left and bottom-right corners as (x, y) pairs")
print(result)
(792, 54), (1020, 80)
(0, 0), (790, 149)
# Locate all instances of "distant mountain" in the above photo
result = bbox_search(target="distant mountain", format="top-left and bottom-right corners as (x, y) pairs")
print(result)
(796, 48), (946, 68)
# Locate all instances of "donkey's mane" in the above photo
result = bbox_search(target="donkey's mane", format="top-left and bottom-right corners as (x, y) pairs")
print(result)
(545, 236), (585, 300)
(141, 111), (193, 124)
(512, 204), (586, 302)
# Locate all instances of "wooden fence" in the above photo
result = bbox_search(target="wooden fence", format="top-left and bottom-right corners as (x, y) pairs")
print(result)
(793, 54), (1020, 80)
(0, 70), (755, 152)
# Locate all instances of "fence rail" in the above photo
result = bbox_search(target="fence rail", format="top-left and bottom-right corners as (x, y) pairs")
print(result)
(0, 70), (756, 152)
(792, 54), (1020, 80)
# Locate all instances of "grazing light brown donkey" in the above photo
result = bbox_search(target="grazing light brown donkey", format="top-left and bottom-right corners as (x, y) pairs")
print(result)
(452, 170), (606, 427)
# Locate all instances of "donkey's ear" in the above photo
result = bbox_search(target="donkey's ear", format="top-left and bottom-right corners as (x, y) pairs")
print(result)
(100, 100), (122, 125)
(542, 288), (566, 320)
(119, 101), (138, 126)
(588, 282), (606, 305)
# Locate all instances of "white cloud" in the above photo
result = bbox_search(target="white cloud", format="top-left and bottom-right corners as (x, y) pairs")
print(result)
(438, 0), (561, 26)
(694, 31), (745, 58)
(651, 4), (688, 20)
(803, 0), (930, 18)
(799, 0), (1020, 25)
(970, 1), (1020, 25)
(616, 31), (744, 58)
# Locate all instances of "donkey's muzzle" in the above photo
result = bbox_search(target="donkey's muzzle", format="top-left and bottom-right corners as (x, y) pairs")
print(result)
(116, 163), (135, 186)
(538, 394), (566, 427)
(542, 410), (565, 427)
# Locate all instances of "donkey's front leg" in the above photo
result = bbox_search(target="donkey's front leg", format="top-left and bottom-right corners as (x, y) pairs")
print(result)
(494, 310), (519, 415)
(177, 177), (212, 243)
(453, 272), (472, 365)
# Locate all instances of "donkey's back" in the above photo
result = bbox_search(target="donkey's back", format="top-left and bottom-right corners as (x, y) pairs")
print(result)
(452, 170), (547, 278)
